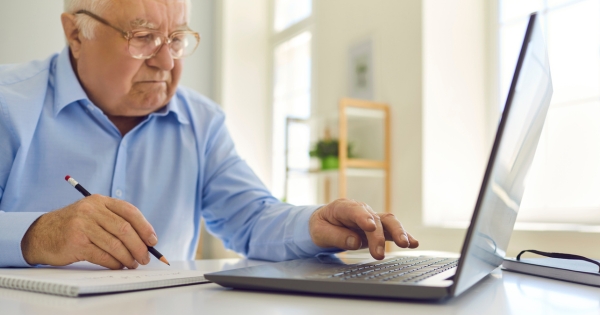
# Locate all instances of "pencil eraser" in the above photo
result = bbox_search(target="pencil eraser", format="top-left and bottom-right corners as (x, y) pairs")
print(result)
(65, 175), (70, 181)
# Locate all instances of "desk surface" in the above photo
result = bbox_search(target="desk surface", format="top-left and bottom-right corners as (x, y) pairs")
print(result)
(2, 255), (600, 315)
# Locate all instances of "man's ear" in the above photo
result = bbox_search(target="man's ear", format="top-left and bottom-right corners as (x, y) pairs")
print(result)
(61, 13), (82, 59)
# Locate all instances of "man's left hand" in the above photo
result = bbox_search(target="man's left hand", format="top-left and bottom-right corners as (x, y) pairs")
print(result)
(309, 198), (419, 260)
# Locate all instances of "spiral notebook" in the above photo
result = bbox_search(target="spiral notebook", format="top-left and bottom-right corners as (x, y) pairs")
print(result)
(0, 262), (208, 297)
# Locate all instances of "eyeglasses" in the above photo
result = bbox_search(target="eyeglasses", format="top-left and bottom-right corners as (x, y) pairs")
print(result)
(75, 10), (200, 60)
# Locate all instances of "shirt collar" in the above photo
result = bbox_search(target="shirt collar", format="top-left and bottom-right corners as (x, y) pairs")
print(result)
(148, 93), (190, 125)
(53, 46), (88, 116)
(52, 46), (190, 125)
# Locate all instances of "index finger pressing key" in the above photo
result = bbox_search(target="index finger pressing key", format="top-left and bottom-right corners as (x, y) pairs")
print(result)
(379, 213), (419, 248)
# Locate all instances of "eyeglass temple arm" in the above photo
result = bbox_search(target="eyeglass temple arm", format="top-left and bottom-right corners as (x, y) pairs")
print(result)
(75, 10), (130, 38)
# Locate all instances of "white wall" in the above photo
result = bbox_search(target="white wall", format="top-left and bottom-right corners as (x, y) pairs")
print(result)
(196, 0), (272, 259)
(422, 0), (489, 227)
(0, 1), (65, 64)
(181, 0), (216, 98)
(219, 0), (272, 189)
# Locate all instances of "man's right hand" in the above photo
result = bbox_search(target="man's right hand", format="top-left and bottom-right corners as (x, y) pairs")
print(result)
(20, 194), (158, 270)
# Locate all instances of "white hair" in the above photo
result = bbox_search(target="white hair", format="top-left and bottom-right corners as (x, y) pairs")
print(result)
(64, 0), (192, 40)
(64, 0), (114, 39)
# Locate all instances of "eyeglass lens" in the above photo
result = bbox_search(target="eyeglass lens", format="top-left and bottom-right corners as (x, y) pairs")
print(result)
(128, 32), (199, 59)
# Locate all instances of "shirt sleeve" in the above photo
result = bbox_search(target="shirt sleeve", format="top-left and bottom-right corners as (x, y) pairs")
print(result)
(0, 86), (46, 267)
(200, 113), (341, 261)
(0, 209), (45, 267)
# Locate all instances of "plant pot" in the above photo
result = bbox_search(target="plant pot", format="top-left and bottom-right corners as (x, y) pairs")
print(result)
(320, 156), (339, 170)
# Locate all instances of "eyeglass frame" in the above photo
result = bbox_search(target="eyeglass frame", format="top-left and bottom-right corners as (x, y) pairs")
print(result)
(74, 9), (201, 60)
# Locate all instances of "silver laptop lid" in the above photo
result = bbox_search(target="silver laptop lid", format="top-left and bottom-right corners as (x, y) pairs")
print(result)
(451, 12), (553, 297)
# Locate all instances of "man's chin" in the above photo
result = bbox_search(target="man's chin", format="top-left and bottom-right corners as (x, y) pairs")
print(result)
(134, 95), (171, 113)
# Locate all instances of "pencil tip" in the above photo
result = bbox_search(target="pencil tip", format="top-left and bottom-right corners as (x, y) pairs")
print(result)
(159, 256), (170, 266)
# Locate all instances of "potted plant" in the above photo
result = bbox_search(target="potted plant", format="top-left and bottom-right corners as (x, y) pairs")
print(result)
(309, 139), (352, 170)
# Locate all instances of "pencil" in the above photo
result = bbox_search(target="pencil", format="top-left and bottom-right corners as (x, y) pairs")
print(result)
(64, 175), (170, 266)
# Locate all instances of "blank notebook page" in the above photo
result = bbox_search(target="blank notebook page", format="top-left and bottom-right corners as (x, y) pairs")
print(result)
(0, 262), (208, 297)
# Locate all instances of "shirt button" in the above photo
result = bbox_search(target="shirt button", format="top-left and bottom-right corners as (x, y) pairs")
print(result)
(115, 189), (123, 197)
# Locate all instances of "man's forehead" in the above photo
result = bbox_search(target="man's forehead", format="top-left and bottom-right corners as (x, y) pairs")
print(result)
(114, 0), (189, 29)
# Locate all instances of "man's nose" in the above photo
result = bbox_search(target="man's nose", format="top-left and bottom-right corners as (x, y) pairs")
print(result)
(146, 43), (174, 71)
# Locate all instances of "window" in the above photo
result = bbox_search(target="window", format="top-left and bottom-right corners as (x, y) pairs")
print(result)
(499, 0), (600, 227)
(274, 0), (312, 32)
(270, 0), (313, 201)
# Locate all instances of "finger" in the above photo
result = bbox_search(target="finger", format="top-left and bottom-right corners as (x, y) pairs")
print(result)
(361, 206), (386, 260)
(83, 243), (124, 270)
(379, 213), (410, 248)
(95, 209), (151, 265)
(326, 199), (377, 232)
(311, 220), (363, 250)
(407, 233), (419, 248)
(87, 224), (139, 269)
(101, 196), (158, 247)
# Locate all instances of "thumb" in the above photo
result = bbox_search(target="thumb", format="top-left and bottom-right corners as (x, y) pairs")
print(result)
(311, 220), (362, 250)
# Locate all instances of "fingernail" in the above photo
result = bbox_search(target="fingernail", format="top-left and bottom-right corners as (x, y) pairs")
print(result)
(377, 246), (384, 256)
(346, 236), (356, 248)
(403, 234), (409, 244)
(146, 252), (151, 264)
(130, 261), (139, 269)
(149, 234), (158, 246)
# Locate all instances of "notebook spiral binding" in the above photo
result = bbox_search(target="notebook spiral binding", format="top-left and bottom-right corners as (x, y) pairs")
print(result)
(0, 277), (79, 297)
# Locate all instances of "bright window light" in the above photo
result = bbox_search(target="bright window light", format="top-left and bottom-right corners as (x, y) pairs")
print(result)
(499, 0), (600, 226)
(271, 31), (312, 199)
(274, 0), (312, 32)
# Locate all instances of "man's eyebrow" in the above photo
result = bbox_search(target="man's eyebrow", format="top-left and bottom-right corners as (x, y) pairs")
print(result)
(174, 23), (191, 31)
(129, 19), (191, 31)
(130, 18), (158, 29)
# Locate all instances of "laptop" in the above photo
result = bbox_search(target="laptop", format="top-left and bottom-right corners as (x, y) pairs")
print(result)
(205, 12), (553, 300)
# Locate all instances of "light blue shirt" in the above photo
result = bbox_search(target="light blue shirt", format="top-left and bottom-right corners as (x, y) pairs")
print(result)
(0, 47), (331, 267)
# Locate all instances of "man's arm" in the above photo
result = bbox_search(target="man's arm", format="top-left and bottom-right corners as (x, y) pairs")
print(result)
(0, 209), (46, 267)
(199, 112), (418, 261)
(0, 91), (44, 267)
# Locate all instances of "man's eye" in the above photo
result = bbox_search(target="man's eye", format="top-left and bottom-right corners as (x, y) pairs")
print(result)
(134, 34), (155, 42)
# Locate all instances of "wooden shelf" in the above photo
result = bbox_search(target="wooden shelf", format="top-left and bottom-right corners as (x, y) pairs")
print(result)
(287, 168), (386, 178)
(346, 158), (387, 169)
(345, 107), (386, 119)
(339, 98), (391, 219)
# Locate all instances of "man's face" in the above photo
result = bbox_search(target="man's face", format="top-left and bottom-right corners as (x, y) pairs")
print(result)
(74, 0), (188, 117)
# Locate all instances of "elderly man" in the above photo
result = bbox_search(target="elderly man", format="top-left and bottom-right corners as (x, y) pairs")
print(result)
(0, 0), (418, 270)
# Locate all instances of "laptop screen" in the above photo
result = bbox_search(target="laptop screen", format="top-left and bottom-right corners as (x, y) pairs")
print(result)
(452, 12), (553, 297)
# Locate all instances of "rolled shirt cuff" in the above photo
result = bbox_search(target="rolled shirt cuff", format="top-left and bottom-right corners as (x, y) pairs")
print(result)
(0, 211), (46, 267)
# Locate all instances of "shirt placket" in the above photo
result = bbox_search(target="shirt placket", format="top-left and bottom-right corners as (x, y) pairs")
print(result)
(81, 100), (129, 199)
(112, 137), (128, 199)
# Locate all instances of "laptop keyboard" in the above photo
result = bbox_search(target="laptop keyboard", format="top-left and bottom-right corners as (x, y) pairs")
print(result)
(320, 256), (458, 283)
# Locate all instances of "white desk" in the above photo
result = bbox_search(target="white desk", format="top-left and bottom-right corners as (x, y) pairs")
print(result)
(2, 257), (600, 315)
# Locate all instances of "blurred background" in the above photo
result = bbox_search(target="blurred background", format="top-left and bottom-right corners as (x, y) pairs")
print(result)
(1, 0), (599, 259)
